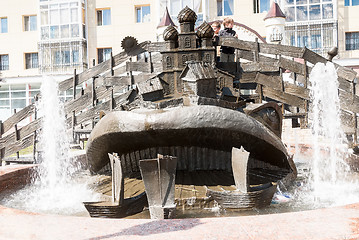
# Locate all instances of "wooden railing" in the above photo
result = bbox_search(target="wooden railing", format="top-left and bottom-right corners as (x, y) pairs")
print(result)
(1, 38), (358, 165)
(0, 41), (163, 165)
(219, 37), (358, 141)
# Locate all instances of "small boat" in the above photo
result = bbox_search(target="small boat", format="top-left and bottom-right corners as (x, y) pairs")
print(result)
(206, 182), (277, 209)
(83, 191), (148, 218)
(206, 147), (278, 210)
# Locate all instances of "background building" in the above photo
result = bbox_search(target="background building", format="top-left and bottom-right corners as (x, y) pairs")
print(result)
(0, 0), (358, 121)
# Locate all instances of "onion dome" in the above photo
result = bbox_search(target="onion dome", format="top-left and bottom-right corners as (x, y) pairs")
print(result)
(163, 25), (179, 41)
(177, 6), (197, 23)
(196, 21), (214, 38)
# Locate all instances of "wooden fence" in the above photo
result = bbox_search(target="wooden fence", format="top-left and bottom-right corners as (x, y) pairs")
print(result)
(0, 40), (163, 164)
(219, 37), (358, 140)
(0, 38), (358, 165)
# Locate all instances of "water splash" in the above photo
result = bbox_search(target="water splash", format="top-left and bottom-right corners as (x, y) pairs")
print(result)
(2, 76), (100, 215)
(306, 61), (357, 206)
(37, 75), (77, 189)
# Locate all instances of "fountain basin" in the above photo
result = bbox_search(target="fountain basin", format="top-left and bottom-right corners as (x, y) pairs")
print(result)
(0, 165), (37, 196)
(0, 164), (359, 239)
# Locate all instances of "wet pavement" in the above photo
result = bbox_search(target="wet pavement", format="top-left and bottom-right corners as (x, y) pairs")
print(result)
(1, 165), (359, 239)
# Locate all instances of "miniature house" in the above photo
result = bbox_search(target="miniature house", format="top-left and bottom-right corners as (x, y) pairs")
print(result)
(136, 77), (164, 101)
(180, 61), (216, 98)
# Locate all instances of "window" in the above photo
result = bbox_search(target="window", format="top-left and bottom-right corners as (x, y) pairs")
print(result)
(345, 0), (359, 6)
(97, 48), (112, 64)
(346, 32), (359, 50)
(285, 22), (336, 56)
(0, 55), (9, 70)
(322, 4), (333, 19)
(1, 18), (8, 33)
(311, 34), (321, 49)
(50, 25), (59, 39)
(25, 53), (39, 69)
(136, 5), (151, 23)
(296, 6), (308, 21)
(53, 50), (72, 65)
(297, 35), (308, 47)
(97, 9), (111, 26)
(217, 0), (234, 16)
(309, 5), (320, 20)
(254, 0), (270, 13)
(72, 50), (79, 63)
(24, 15), (37, 31)
(39, 2), (84, 40)
(284, 0), (333, 22)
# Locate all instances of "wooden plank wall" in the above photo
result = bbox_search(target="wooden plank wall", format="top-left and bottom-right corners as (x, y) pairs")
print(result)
(0, 41), (153, 164)
(220, 37), (358, 141)
(1, 37), (358, 164)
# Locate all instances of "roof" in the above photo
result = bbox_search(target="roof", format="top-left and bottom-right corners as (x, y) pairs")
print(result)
(157, 7), (176, 28)
(136, 77), (163, 95)
(179, 61), (216, 81)
(264, 2), (286, 20)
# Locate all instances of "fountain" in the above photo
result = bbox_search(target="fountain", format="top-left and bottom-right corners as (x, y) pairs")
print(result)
(1, 6), (359, 238)
(294, 62), (359, 207)
(0, 76), (100, 215)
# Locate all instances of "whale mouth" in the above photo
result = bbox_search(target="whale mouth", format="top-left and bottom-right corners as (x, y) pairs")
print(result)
(86, 105), (294, 183)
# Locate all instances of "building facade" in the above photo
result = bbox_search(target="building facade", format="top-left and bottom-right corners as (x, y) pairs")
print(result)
(0, 0), (358, 121)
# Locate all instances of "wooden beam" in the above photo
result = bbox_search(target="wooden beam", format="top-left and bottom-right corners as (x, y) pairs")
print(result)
(283, 81), (310, 100)
(220, 38), (305, 58)
(0, 121), (3, 164)
(219, 37), (255, 51)
(103, 76), (131, 87)
(64, 92), (92, 114)
(126, 62), (152, 73)
(353, 113), (357, 144)
(103, 73), (158, 87)
(255, 73), (282, 90)
(239, 72), (257, 83)
(110, 52), (114, 76)
(302, 47), (357, 81)
(110, 88), (114, 111)
(279, 57), (307, 76)
(336, 65), (357, 82)
(240, 62), (279, 72)
(73, 69), (77, 99)
(3, 134), (34, 158)
(3, 104), (35, 134)
(0, 118), (42, 150)
(262, 86), (306, 108)
(33, 106), (38, 163)
(339, 89), (359, 114)
(237, 49), (277, 63)
(283, 112), (307, 119)
(13, 110), (19, 159)
(59, 41), (149, 92)
(338, 77), (353, 93)
(261, 43), (305, 58)
(67, 91), (134, 127)
(147, 42), (167, 52)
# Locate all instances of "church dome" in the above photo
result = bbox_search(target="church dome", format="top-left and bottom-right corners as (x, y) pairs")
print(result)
(196, 21), (214, 38)
(163, 25), (179, 41)
(177, 6), (197, 23)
